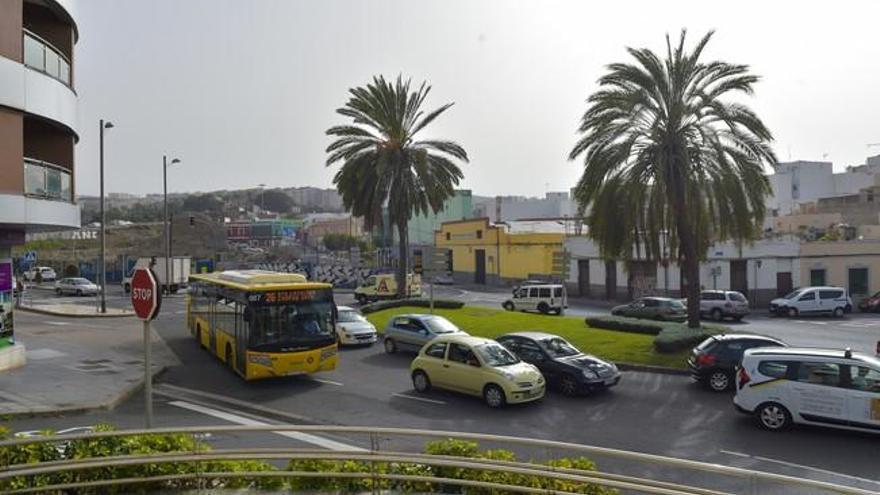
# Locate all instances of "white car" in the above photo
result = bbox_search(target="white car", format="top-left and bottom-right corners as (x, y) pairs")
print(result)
(734, 347), (880, 434)
(769, 286), (852, 317)
(699, 290), (750, 321)
(502, 283), (567, 315)
(25, 266), (56, 282)
(55, 278), (100, 296)
(333, 306), (377, 346)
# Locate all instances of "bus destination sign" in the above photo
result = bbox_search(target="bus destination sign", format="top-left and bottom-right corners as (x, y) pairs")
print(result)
(250, 290), (320, 305)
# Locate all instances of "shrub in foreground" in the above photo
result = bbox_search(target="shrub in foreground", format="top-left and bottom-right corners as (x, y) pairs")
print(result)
(584, 315), (728, 353)
(360, 298), (464, 315)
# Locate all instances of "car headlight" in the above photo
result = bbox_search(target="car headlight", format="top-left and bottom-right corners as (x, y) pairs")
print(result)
(500, 371), (516, 381)
(583, 369), (598, 379)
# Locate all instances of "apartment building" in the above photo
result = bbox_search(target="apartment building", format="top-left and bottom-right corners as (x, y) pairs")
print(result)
(1, 0), (80, 369)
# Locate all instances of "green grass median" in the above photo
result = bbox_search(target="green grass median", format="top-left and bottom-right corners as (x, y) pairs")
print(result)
(365, 306), (689, 369)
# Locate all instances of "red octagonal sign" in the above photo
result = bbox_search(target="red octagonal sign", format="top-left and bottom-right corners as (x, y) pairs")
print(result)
(131, 268), (161, 320)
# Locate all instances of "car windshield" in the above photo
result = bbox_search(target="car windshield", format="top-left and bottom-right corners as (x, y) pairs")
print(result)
(538, 337), (580, 358)
(337, 310), (366, 323)
(475, 343), (520, 367)
(666, 299), (685, 308)
(783, 289), (803, 299)
(424, 317), (459, 334)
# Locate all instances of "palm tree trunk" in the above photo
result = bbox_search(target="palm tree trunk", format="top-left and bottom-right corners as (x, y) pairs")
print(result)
(396, 220), (409, 298)
(668, 154), (701, 329)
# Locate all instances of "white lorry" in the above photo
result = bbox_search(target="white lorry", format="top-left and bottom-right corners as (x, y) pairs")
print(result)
(122, 257), (191, 294)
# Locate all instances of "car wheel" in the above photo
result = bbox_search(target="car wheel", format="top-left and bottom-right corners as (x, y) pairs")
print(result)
(55, 288), (62, 296)
(384, 338), (397, 354)
(711, 308), (723, 322)
(833, 307), (844, 318)
(502, 301), (515, 311)
(756, 402), (791, 431)
(559, 374), (579, 396)
(356, 294), (367, 305)
(483, 384), (506, 408)
(537, 303), (550, 315)
(786, 307), (798, 318)
(412, 370), (431, 393)
(707, 370), (732, 392)
(76, 289), (83, 297)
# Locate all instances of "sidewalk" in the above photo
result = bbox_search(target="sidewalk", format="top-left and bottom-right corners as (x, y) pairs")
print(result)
(18, 301), (134, 318)
(0, 312), (179, 417)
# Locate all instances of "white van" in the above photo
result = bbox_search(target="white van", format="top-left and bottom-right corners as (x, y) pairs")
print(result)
(734, 347), (880, 434)
(768, 286), (852, 317)
(502, 283), (567, 315)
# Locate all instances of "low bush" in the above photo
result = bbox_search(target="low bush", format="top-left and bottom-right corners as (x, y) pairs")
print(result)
(584, 315), (729, 353)
(360, 298), (464, 315)
(583, 315), (668, 335)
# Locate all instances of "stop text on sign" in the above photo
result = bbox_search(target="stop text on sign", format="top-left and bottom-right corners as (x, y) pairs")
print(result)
(132, 287), (153, 300)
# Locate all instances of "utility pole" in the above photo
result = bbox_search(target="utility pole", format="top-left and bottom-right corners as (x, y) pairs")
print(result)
(98, 120), (113, 313)
(163, 155), (181, 295)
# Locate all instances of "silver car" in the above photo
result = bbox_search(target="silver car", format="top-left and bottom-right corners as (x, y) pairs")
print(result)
(383, 314), (467, 354)
(699, 290), (750, 321)
(55, 278), (100, 296)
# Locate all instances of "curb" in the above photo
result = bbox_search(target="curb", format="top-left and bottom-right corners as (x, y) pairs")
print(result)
(16, 306), (135, 318)
(0, 366), (168, 420)
(616, 362), (689, 376)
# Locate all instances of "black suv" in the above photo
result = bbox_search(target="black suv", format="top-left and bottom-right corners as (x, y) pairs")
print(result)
(688, 334), (787, 391)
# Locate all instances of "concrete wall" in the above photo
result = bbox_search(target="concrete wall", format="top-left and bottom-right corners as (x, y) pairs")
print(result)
(800, 241), (880, 301)
(0, 108), (24, 195)
(0, 0), (23, 63)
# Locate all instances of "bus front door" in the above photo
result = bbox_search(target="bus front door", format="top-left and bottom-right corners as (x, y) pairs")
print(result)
(235, 304), (248, 374)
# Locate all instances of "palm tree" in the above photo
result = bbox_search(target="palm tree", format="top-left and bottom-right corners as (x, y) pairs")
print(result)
(570, 30), (776, 328)
(327, 76), (468, 297)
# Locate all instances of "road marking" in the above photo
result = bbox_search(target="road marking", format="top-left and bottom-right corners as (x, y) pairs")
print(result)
(174, 310), (187, 314)
(309, 378), (344, 386)
(720, 450), (880, 487)
(43, 321), (73, 326)
(168, 400), (363, 451)
(392, 393), (446, 405)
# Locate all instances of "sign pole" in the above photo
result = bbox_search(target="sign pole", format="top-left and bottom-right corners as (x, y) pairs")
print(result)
(143, 319), (153, 428)
(430, 277), (435, 314)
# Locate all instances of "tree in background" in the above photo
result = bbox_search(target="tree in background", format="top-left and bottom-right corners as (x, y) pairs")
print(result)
(258, 189), (295, 213)
(182, 194), (224, 215)
(570, 31), (775, 328)
(326, 76), (468, 297)
(322, 233), (369, 252)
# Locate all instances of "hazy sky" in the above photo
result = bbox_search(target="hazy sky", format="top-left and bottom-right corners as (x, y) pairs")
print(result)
(73, 0), (880, 197)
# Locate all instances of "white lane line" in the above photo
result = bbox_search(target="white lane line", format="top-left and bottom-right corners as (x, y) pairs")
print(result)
(174, 310), (187, 315)
(720, 450), (880, 487)
(392, 393), (446, 405)
(308, 378), (344, 386)
(43, 321), (73, 326)
(168, 400), (363, 451)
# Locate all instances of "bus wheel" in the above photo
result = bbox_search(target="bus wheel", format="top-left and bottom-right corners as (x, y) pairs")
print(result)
(225, 345), (234, 370)
(196, 325), (206, 349)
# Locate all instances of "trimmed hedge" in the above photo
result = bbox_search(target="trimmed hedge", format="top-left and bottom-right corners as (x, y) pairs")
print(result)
(584, 315), (728, 353)
(360, 298), (464, 314)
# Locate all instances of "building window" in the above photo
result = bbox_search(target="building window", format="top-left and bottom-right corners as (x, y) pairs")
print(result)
(810, 269), (826, 287)
(476, 230), (483, 239)
(445, 232), (451, 241)
(848, 268), (868, 296)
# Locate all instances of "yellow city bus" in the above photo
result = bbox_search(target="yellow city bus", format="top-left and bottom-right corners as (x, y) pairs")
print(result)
(186, 270), (338, 380)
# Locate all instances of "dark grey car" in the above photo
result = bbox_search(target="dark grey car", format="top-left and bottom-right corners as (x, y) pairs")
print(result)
(383, 314), (467, 354)
(611, 297), (687, 322)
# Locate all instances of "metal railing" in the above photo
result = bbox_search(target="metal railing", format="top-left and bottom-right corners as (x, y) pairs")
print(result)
(22, 29), (71, 87)
(23, 158), (72, 202)
(0, 425), (875, 494)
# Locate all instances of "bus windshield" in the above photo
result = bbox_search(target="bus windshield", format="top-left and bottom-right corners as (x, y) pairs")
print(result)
(246, 290), (335, 352)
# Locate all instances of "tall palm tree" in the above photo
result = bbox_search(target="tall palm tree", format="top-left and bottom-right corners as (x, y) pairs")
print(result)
(570, 30), (776, 328)
(327, 76), (468, 297)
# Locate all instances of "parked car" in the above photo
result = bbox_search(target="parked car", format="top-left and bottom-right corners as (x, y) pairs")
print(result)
(410, 334), (545, 408)
(688, 334), (787, 392)
(333, 306), (377, 346)
(699, 290), (750, 321)
(383, 314), (467, 354)
(496, 332), (620, 395)
(54, 278), (100, 296)
(501, 283), (567, 315)
(857, 291), (880, 313)
(611, 297), (687, 322)
(24, 266), (56, 282)
(768, 286), (852, 317)
(734, 347), (880, 433)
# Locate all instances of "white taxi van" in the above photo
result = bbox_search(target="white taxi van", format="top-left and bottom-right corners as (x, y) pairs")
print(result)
(734, 347), (880, 433)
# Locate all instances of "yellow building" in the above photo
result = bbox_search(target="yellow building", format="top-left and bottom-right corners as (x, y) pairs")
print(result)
(434, 218), (564, 285)
(800, 240), (880, 301)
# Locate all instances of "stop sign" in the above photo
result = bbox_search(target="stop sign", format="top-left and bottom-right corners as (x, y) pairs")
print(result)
(130, 268), (161, 320)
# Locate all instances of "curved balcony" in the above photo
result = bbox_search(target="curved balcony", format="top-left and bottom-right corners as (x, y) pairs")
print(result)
(24, 158), (71, 202)
(23, 29), (71, 87)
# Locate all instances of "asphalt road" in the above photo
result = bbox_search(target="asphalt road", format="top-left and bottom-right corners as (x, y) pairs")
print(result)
(7, 291), (880, 494)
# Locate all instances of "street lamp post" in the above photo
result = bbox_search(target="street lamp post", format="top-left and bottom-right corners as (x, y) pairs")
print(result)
(99, 120), (114, 313)
(163, 155), (181, 295)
